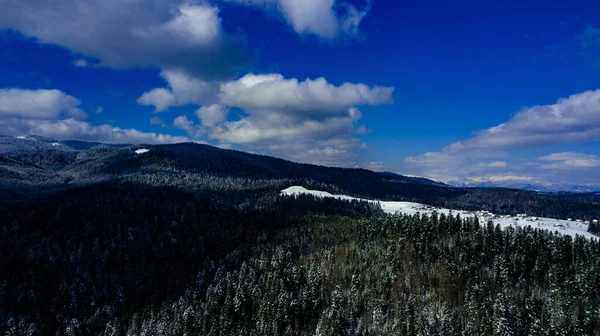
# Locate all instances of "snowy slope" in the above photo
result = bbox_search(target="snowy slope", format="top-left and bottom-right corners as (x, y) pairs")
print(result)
(281, 186), (597, 239)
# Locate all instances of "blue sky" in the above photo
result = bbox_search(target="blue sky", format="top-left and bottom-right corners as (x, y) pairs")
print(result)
(1, 0), (600, 189)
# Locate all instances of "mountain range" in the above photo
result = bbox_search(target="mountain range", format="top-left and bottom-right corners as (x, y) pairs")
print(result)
(2, 134), (600, 219)
(3, 134), (600, 335)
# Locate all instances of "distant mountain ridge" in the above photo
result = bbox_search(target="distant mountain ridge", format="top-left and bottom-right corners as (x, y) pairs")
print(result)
(2, 135), (600, 220)
(448, 179), (600, 193)
(0, 135), (453, 200)
(379, 171), (448, 187)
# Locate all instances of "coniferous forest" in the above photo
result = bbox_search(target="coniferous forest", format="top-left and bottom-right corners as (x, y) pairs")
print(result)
(2, 139), (600, 335)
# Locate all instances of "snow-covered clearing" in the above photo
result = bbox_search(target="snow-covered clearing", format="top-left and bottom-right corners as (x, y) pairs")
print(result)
(16, 135), (36, 141)
(281, 186), (596, 239)
(135, 148), (150, 154)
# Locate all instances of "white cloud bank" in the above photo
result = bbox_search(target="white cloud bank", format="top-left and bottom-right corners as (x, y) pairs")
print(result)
(539, 152), (600, 169)
(406, 89), (600, 165)
(0, 89), (86, 119)
(0, 88), (188, 144)
(1, 117), (189, 144)
(403, 89), (600, 188)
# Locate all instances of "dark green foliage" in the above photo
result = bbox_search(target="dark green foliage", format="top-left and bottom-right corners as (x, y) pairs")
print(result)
(2, 180), (600, 335)
(2, 137), (600, 335)
(442, 188), (600, 222)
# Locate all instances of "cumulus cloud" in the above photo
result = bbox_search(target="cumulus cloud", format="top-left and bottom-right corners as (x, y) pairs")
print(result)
(196, 104), (228, 127)
(0, 117), (189, 144)
(0, 89), (86, 119)
(139, 73), (393, 165)
(138, 70), (218, 111)
(208, 74), (391, 165)
(1, 0), (387, 166)
(140, 72), (393, 115)
(173, 115), (205, 137)
(224, 0), (371, 38)
(220, 74), (392, 119)
(0, 0), (250, 78)
(209, 110), (361, 144)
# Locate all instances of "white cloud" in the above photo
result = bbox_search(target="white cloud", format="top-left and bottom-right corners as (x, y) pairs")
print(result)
(220, 73), (393, 119)
(138, 70), (218, 111)
(0, 87), (187, 144)
(139, 72), (393, 165)
(248, 136), (367, 166)
(204, 110), (368, 166)
(0, 117), (189, 144)
(140, 72), (393, 117)
(207, 73), (390, 164)
(95, 107), (103, 114)
(0, 0), (250, 78)
(173, 115), (204, 137)
(445, 89), (600, 152)
(224, 0), (371, 38)
(196, 104), (228, 127)
(0, 89), (86, 119)
(404, 89), (600, 184)
(539, 152), (600, 169)
(138, 88), (180, 113)
(209, 110), (360, 144)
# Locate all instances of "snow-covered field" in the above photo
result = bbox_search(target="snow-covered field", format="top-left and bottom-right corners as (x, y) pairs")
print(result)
(281, 186), (596, 239)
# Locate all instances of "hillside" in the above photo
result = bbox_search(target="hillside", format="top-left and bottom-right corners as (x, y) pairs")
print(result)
(3, 135), (600, 335)
(2, 135), (600, 220)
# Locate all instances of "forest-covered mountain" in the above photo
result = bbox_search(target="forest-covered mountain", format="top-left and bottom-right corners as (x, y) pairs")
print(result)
(2, 135), (600, 220)
(2, 135), (600, 335)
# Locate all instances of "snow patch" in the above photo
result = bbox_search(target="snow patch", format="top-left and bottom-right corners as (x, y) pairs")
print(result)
(135, 148), (150, 154)
(281, 186), (597, 239)
(16, 135), (36, 141)
(51, 143), (60, 146)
